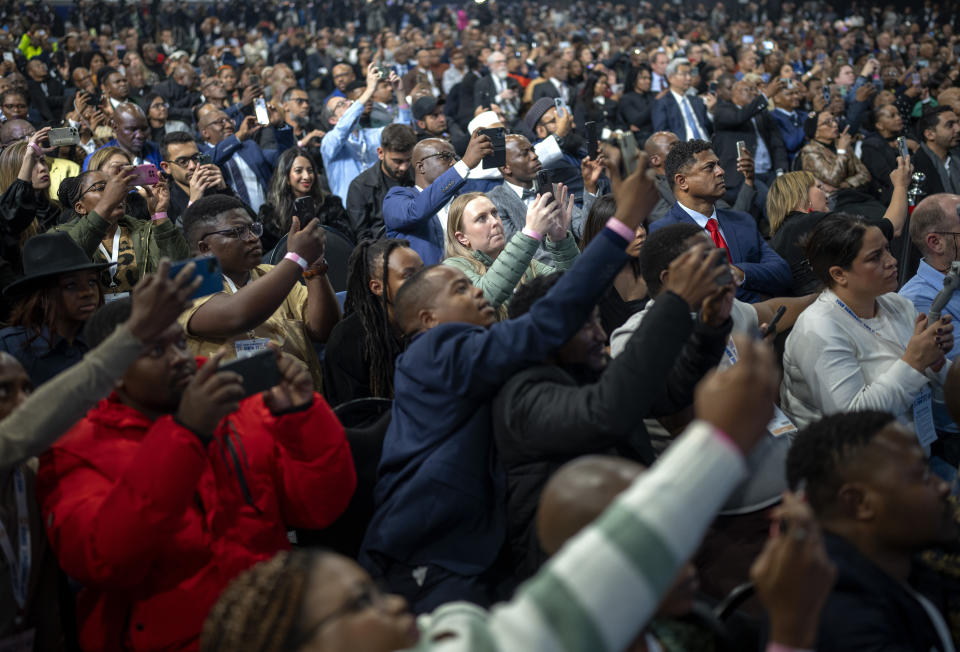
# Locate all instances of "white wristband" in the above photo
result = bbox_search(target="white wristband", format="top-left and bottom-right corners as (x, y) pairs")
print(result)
(836, 149), (847, 155)
(284, 251), (308, 271)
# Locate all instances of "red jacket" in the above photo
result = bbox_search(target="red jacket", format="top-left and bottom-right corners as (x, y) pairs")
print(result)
(36, 386), (356, 651)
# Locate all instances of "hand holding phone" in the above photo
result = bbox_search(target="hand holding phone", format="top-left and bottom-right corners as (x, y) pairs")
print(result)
(535, 169), (554, 204)
(294, 196), (317, 226)
(168, 255), (223, 300)
(479, 127), (506, 169)
(130, 164), (160, 186)
(897, 136), (909, 161)
(761, 305), (787, 338)
(585, 121), (600, 159)
(254, 97), (269, 125)
(219, 349), (283, 398)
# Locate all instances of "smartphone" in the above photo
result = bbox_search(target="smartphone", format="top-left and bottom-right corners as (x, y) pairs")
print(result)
(219, 349), (282, 398)
(196, 152), (212, 165)
(918, 59), (929, 68)
(585, 121), (600, 159)
(897, 135), (909, 160)
(742, 35), (755, 45)
(912, 72), (921, 86)
(248, 73), (260, 87)
(535, 169), (553, 204)
(254, 97), (269, 125)
(762, 40), (775, 51)
(761, 305), (787, 338)
(708, 80), (718, 94)
(2, 52), (12, 63)
(479, 127), (506, 169)
(168, 255), (223, 300)
(553, 97), (565, 114)
(736, 140), (747, 159)
(130, 163), (160, 186)
(294, 196), (317, 226)
(48, 126), (80, 146)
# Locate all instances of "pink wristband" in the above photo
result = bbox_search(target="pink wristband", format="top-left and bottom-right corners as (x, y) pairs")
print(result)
(150, 212), (168, 222)
(605, 217), (635, 241)
(284, 251), (308, 271)
(521, 227), (543, 241)
(29, 142), (43, 158)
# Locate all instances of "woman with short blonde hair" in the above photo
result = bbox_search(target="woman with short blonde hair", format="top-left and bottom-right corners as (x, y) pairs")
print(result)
(766, 170), (819, 236)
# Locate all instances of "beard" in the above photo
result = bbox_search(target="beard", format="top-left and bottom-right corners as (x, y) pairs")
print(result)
(495, 69), (509, 80)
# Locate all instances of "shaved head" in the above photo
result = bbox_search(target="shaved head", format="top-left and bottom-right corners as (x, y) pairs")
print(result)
(394, 265), (446, 335)
(0, 119), (35, 146)
(537, 455), (644, 556)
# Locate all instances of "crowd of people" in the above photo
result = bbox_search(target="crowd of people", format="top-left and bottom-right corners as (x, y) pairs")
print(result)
(4, 0), (960, 650)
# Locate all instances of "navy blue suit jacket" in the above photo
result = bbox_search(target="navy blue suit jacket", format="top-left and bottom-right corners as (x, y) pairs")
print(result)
(199, 126), (296, 191)
(649, 202), (792, 302)
(652, 92), (713, 141)
(359, 228), (631, 577)
(382, 166), (496, 265)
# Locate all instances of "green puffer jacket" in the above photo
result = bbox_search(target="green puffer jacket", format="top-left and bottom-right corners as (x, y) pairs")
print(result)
(56, 211), (191, 282)
(442, 231), (580, 309)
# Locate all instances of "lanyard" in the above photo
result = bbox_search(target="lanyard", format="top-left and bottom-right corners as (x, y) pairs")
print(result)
(831, 295), (907, 352)
(222, 274), (238, 294)
(97, 229), (121, 285)
(0, 468), (31, 611)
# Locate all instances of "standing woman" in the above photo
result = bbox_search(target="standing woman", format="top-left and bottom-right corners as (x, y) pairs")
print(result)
(617, 65), (655, 142)
(574, 71), (618, 135)
(0, 233), (110, 385)
(56, 169), (189, 300)
(259, 148), (350, 252)
(781, 213), (953, 437)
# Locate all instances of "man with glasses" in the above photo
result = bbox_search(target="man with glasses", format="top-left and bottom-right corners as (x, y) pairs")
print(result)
(652, 58), (713, 142)
(83, 102), (163, 170)
(320, 63), (411, 208)
(383, 131), (494, 265)
(281, 86), (325, 153)
(474, 51), (521, 123)
(197, 103), (293, 214)
(159, 131), (233, 224)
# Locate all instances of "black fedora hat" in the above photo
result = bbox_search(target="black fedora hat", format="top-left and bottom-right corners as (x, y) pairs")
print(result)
(3, 232), (112, 297)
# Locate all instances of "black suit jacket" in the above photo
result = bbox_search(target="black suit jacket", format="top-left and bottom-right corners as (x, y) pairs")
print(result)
(532, 80), (562, 102)
(913, 145), (960, 198)
(473, 74), (521, 112)
(26, 77), (64, 124)
(712, 96), (788, 189)
(860, 134), (900, 204)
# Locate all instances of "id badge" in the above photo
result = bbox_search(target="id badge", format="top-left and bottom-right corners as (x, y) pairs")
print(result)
(234, 338), (271, 359)
(767, 406), (798, 438)
(913, 387), (938, 448)
(0, 629), (35, 652)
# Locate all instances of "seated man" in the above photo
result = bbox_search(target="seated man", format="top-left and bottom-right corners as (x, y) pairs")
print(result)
(197, 105), (293, 214)
(345, 123), (416, 243)
(913, 106), (960, 197)
(320, 63), (411, 207)
(786, 411), (957, 652)
(382, 132), (495, 265)
(651, 58), (713, 142)
(645, 130), (756, 225)
(361, 162), (655, 613)
(485, 134), (601, 256)
(159, 131), (234, 225)
(178, 195), (339, 390)
(36, 297), (355, 651)
(83, 102), (162, 169)
(493, 252), (731, 580)
(648, 139), (792, 302)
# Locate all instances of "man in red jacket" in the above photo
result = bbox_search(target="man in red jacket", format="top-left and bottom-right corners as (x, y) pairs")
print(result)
(36, 298), (356, 651)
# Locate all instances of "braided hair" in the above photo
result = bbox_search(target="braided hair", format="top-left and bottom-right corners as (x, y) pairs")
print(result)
(343, 238), (410, 398)
(200, 550), (317, 652)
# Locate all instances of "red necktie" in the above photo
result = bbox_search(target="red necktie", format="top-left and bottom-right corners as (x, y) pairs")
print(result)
(705, 218), (733, 262)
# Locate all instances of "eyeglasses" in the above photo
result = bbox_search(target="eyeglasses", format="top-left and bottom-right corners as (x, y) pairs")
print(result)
(289, 97), (309, 105)
(419, 151), (459, 164)
(201, 116), (233, 129)
(78, 180), (107, 200)
(200, 222), (263, 241)
(170, 153), (205, 167)
(289, 584), (388, 648)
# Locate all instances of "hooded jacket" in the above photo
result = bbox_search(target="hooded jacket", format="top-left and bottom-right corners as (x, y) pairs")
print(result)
(36, 379), (356, 651)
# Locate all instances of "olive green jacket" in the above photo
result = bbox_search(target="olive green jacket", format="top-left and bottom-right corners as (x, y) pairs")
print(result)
(56, 211), (190, 280)
(442, 231), (580, 309)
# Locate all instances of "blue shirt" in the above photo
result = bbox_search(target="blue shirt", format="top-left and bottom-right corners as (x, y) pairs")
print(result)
(0, 326), (89, 386)
(320, 100), (412, 208)
(900, 258), (960, 433)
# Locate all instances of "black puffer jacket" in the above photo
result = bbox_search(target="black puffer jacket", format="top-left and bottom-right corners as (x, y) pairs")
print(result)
(492, 291), (731, 580)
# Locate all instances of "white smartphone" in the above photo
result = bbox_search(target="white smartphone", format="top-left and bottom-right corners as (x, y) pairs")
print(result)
(254, 97), (269, 125)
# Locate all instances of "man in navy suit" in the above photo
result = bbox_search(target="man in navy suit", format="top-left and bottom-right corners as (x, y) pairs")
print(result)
(649, 139), (791, 303)
(197, 103), (295, 213)
(652, 58), (713, 142)
(383, 131), (496, 265)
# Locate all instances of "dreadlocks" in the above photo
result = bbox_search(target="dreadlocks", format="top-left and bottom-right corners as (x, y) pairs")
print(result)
(343, 238), (410, 398)
(200, 549), (318, 652)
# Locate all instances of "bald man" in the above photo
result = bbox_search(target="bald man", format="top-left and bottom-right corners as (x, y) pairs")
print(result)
(646, 131), (757, 224)
(83, 102), (162, 169)
(382, 132), (495, 264)
(537, 456), (701, 638)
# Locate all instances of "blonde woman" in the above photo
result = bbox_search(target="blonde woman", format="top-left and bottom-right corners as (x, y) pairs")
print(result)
(442, 188), (580, 312)
(768, 170), (902, 295)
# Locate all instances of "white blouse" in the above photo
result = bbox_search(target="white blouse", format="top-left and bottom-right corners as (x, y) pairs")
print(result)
(781, 289), (949, 433)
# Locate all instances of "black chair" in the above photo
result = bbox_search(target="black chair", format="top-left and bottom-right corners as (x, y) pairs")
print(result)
(295, 398), (393, 557)
(262, 225), (355, 292)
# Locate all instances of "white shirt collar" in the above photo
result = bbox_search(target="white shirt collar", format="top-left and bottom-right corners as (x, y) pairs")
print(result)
(677, 200), (718, 229)
(505, 179), (533, 200)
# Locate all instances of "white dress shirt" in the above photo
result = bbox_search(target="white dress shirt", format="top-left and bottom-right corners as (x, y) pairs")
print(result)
(505, 180), (535, 209)
(670, 90), (708, 141)
(676, 200), (727, 240)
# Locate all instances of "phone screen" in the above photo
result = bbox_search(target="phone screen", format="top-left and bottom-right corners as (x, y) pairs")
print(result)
(480, 128), (506, 169)
(254, 98), (269, 125)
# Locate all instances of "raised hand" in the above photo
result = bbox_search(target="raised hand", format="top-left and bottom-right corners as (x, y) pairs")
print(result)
(286, 215), (326, 264)
(176, 350), (245, 439)
(127, 259), (203, 344)
(663, 243), (729, 310)
(263, 350), (314, 413)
